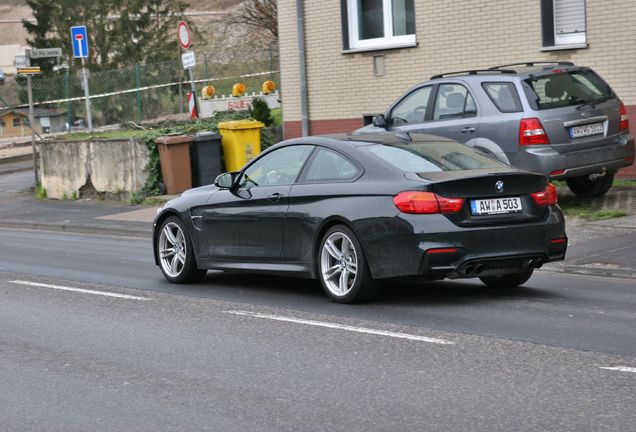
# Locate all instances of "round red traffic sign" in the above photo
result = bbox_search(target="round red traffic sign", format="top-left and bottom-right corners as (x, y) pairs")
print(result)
(177, 21), (191, 50)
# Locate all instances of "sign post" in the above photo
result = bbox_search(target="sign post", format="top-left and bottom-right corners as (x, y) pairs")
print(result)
(70, 26), (92, 131)
(23, 50), (39, 186)
(177, 21), (198, 118)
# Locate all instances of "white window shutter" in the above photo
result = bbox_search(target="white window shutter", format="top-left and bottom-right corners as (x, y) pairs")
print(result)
(554, 0), (586, 45)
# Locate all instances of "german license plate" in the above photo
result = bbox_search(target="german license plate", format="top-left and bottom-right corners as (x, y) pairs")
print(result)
(569, 122), (603, 139)
(470, 197), (522, 215)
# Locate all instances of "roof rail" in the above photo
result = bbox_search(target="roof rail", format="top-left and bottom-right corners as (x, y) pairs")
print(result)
(430, 69), (516, 80)
(488, 61), (574, 70)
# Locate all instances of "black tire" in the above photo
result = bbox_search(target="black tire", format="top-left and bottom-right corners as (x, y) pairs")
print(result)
(317, 225), (379, 303)
(566, 173), (614, 198)
(480, 270), (534, 289)
(156, 216), (207, 284)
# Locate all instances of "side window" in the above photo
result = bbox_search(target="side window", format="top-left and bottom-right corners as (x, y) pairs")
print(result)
(482, 82), (523, 113)
(390, 86), (432, 125)
(433, 84), (477, 120)
(239, 145), (313, 188)
(302, 148), (360, 182)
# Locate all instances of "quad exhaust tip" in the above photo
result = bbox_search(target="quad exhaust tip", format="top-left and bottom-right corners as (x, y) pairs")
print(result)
(462, 259), (543, 275)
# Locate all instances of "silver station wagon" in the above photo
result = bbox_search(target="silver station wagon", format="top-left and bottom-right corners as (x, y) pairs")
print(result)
(357, 61), (635, 197)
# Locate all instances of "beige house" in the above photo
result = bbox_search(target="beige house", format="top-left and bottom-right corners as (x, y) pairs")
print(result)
(279, 0), (636, 153)
(0, 108), (66, 137)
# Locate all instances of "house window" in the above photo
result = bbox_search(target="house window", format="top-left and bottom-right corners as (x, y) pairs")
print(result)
(342, 0), (416, 51)
(541, 0), (587, 49)
(13, 117), (22, 127)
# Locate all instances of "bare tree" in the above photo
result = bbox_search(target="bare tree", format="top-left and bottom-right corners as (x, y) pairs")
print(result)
(216, 0), (277, 43)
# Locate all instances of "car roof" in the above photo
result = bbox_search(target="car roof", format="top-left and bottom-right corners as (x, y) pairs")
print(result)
(429, 62), (583, 81)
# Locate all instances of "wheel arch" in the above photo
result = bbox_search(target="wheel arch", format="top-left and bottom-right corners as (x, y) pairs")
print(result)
(466, 137), (511, 165)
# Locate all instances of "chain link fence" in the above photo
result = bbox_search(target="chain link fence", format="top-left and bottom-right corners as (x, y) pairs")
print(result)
(0, 46), (279, 133)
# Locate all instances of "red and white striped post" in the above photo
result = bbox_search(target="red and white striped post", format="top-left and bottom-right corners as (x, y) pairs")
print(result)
(187, 92), (197, 119)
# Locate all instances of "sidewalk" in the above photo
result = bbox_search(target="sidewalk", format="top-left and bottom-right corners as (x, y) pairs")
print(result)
(0, 159), (159, 238)
(0, 158), (635, 280)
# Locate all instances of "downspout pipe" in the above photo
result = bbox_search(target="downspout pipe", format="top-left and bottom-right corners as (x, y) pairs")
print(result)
(296, 0), (309, 136)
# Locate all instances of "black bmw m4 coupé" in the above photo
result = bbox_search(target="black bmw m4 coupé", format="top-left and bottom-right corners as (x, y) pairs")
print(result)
(153, 133), (567, 303)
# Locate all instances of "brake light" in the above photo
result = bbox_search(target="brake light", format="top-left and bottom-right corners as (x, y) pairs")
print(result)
(519, 118), (549, 146)
(619, 103), (630, 132)
(549, 237), (567, 244)
(426, 248), (459, 254)
(531, 183), (558, 206)
(393, 191), (464, 214)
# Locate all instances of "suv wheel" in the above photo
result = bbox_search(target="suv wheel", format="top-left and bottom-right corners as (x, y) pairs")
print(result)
(566, 173), (614, 198)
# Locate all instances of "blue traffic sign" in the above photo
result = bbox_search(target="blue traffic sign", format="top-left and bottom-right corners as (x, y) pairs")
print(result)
(70, 26), (88, 58)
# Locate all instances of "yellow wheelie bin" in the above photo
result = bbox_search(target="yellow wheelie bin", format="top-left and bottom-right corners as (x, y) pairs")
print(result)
(217, 119), (265, 172)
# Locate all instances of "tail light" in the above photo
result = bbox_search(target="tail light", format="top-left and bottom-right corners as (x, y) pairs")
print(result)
(519, 118), (549, 146)
(531, 183), (558, 206)
(619, 103), (630, 132)
(393, 191), (464, 214)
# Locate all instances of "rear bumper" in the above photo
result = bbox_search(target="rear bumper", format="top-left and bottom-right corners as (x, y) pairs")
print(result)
(358, 207), (566, 279)
(510, 133), (634, 178)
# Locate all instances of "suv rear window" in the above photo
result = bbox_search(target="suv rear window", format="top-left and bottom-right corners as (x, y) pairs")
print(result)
(523, 69), (613, 110)
(364, 142), (506, 173)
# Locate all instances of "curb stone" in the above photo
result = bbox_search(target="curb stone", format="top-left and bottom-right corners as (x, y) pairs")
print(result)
(0, 221), (151, 239)
(542, 263), (636, 280)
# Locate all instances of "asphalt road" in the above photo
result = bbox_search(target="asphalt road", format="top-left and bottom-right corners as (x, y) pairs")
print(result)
(1, 228), (635, 431)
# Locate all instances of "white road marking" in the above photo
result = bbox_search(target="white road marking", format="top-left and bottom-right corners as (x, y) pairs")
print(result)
(600, 366), (636, 374)
(8, 280), (150, 301)
(225, 310), (455, 345)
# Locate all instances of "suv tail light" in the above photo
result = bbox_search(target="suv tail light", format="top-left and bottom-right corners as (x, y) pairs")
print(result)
(531, 183), (558, 206)
(519, 118), (549, 146)
(393, 191), (464, 214)
(619, 103), (630, 132)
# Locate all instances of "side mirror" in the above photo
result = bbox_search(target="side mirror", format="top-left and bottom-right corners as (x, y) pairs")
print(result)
(214, 172), (237, 189)
(372, 114), (386, 128)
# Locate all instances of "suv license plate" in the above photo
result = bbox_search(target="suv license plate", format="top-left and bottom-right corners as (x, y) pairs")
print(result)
(471, 197), (523, 215)
(569, 122), (604, 139)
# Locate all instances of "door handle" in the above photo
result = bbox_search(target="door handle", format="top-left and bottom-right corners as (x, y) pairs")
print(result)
(267, 193), (283, 203)
(461, 127), (476, 133)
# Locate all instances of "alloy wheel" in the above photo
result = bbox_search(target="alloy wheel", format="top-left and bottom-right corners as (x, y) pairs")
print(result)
(320, 231), (359, 297)
(159, 221), (187, 278)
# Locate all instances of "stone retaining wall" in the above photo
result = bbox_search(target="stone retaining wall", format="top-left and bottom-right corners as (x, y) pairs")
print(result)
(38, 138), (149, 200)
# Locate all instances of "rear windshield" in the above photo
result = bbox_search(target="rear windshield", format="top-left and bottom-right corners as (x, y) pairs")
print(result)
(364, 142), (506, 173)
(523, 69), (613, 110)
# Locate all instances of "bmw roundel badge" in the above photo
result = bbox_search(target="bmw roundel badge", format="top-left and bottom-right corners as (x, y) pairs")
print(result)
(495, 180), (504, 193)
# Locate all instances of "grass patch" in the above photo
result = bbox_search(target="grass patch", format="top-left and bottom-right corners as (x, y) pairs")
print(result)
(613, 179), (636, 189)
(35, 184), (47, 200)
(560, 204), (627, 221)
